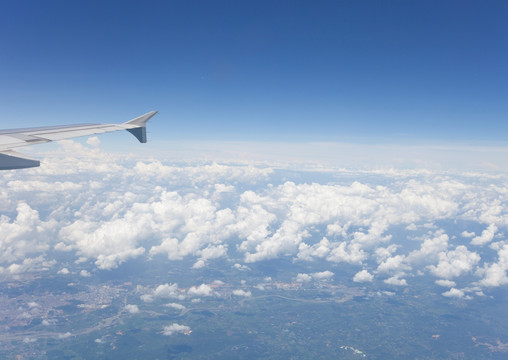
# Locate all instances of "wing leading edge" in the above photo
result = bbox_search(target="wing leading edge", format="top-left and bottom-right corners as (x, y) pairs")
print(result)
(0, 111), (157, 170)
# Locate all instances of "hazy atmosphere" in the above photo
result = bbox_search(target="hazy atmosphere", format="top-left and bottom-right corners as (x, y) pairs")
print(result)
(1, 1), (508, 359)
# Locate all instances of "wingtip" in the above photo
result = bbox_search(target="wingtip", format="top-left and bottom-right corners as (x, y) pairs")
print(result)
(124, 111), (157, 142)
(125, 111), (158, 126)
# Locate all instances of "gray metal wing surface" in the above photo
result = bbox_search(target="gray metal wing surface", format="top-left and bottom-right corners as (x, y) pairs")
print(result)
(0, 111), (157, 170)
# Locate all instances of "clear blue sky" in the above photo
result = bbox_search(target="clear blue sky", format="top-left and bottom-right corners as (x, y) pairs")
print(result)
(1, 0), (507, 143)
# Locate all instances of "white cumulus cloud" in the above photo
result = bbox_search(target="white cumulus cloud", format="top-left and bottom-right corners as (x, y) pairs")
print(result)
(187, 284), (214, 297)
(442, 288), (465, 298)
(311, 270), (334, 280)
(165, 303), (186, 310)
(79, 270), (91, 278)
(57, 268), (70, 275)
(428, 246), (480, 279)
(384, 275), (408, 286)
(295, 273), (312, 282)
(162, 323), (191, 336)
(353, 270), (374, 283)
(471, 224), (497, 246)
(232, 289), (252, 297)
(435, 279), (456, 287)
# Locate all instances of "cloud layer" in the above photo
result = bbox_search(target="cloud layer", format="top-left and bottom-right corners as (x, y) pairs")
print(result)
(2, 140), (508, 298)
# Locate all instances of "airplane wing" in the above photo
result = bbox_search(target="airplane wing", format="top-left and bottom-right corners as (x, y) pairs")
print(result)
(0, 111), (157, 170)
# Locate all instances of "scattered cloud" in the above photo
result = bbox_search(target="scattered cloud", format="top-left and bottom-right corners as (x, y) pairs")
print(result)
(125, 304), (140, 314)
(140, 294), (154, 303)
(377, 255), (410, 273)
(353, 270), (374, 283)
(187, 284), (214, 297)
(384, 275), (408, 286)
(58, 268), (70, 275)
(234, 263), (250, 271)
(435, 279), (456, 287)
(162, 323), (191, 336)
(428, 246), (480, 279)
(0, 203), (55, 265)
(154, 283), (181, 299)
(478, 243), (508, 287)
(442, 288), (465, 298)
(407, 231), (449, 264)
(79, 270), (91, 277)
(232, 289), (252, 297)
(461, 231), (475, 238)
(295, 273), (312, 283)
(0, 256), (55, 276)
(471, 224), (497, 246)
(165, 303), (186, 310)
(312, 270), (334, 280)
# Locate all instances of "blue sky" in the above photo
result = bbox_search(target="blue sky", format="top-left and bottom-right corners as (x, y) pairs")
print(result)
(1, 0), (507, 143)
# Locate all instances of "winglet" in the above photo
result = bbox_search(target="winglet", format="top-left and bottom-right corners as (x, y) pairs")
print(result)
(124, 111), (157, 143)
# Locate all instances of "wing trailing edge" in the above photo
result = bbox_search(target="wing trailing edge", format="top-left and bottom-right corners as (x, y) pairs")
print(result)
(0, 111), (157, 170)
